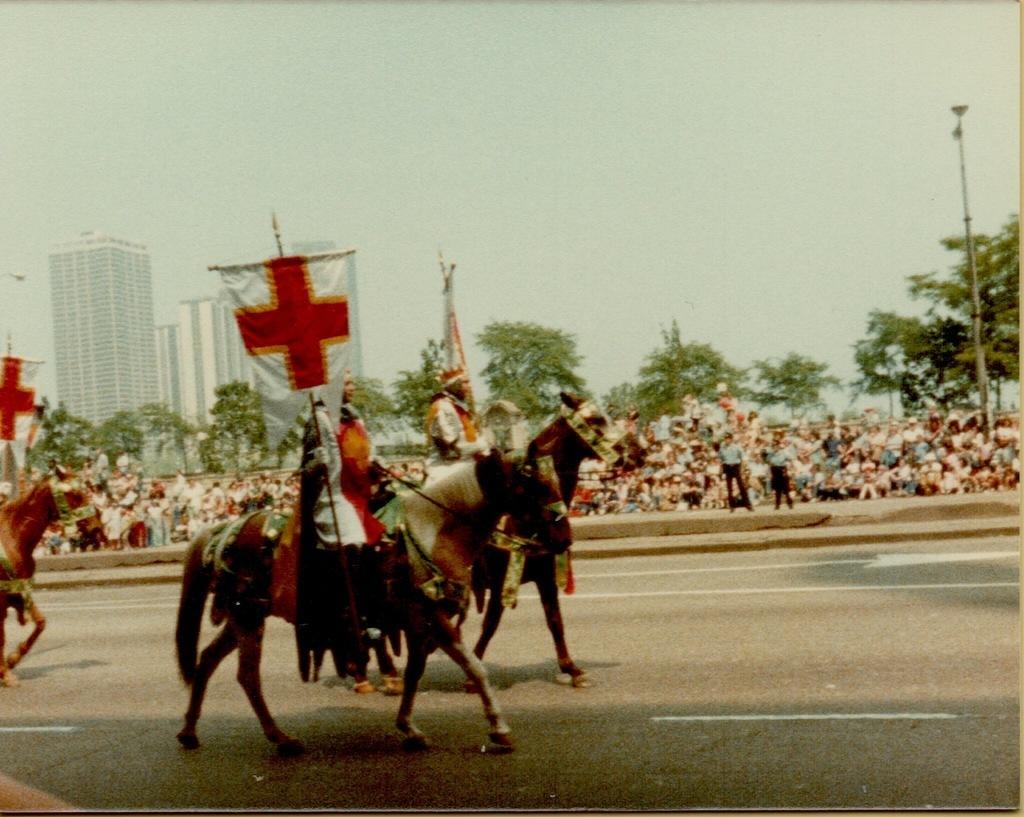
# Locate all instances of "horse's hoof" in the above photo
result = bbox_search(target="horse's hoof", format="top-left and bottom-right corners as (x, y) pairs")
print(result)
(380, 676), (404, 696)
(0, 674), (17, 688)
(6, 651), (22, 670)
(353, 680), (376, 694)
(401, 734), (429, 752)
(571, 674), (591, 688)
(488, 732), (515, 752)
(177, 731), (199, 750)
(276, 738), (305, 757)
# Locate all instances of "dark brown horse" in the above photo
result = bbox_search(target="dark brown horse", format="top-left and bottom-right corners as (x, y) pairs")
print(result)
(0, 471), (106, 687)
(470, 392), (646, 688)
(175, 447), (572, 755)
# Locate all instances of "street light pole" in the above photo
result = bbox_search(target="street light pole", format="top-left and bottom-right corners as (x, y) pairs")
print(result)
(951, 105), (990, 437)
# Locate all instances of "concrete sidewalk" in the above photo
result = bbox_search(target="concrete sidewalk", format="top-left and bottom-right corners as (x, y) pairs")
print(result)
(31, 492), (1019, 591)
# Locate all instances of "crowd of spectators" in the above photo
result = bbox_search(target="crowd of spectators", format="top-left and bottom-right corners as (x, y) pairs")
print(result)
(23, 453), (431, 557)
(15, 391), (1020, 555)
(572, 391), (1020, 516)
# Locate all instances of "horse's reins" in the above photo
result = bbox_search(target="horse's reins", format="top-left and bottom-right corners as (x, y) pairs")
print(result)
(371, 459), (560, 554)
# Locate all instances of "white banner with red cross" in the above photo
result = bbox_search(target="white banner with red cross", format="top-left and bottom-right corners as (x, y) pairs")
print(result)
(0, 355), (42, 468)
(214, 250), (355, 449)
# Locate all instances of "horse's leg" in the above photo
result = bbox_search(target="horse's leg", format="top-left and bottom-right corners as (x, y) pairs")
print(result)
(395, 642), (428, 750)
(465, 583), (506, 693)
(6, 602), (46, 673)
(235, 622), (304, 756)
(536, 570), (588, 687)
(433, 614), (512, 751)
(177, 626), (238, 749)
(0, 610), (13, 688)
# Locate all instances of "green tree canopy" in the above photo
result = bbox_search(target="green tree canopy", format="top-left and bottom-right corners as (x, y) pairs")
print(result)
(477, 321), (586, 422)
(635, 321), (745, 419)
(907, 214), (1019, 405)
(349, 375), (400, 437)
(748, 353), (841, 418)
(602, 382), (639, 419)
(27, 399), (94, 471)
(200, 382), (268, 473)
(853, 214), (1018, 416)
(93, 410), (146, 463)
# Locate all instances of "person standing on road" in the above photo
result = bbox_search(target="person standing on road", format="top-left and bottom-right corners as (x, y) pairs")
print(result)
(718, 431), (753, 512)
(766, 432), (795, 509)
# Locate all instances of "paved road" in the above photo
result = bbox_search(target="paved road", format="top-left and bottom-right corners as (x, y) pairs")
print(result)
(1, 530), (1018, 810)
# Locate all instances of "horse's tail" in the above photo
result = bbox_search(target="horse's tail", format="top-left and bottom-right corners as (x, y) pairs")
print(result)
(175, 532), (212, 686)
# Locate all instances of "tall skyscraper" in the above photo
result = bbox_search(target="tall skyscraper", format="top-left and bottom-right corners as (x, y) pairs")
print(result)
(175, 293), (251, 423)
(48, 231), (158, 423)
(154, 323), (182, 415)
(291, 240), (364, 378)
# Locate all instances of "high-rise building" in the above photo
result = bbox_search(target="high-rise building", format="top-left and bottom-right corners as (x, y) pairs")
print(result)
(176, 293), (251, 423)
(154, 323), (182, 415)
(291, 240), (364, 378)
(48, 231), (158, 423)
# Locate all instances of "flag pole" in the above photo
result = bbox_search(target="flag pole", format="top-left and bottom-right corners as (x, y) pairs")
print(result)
(271, 213), (365, 667)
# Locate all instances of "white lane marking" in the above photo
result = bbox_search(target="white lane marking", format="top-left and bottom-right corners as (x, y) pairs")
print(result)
(0, 726), (80, 733)
(576, 549), (1019, 580)
(652, 713), (961, 723)
(867, 551), (1019, 569)
(44, 601), (179, 613)
(576, 560), (860, 579)
(517, 580), (1018, 601)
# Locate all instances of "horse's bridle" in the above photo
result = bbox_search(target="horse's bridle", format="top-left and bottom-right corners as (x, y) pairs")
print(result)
(560, 402), (630, 468)
(49, 478), (98, 535)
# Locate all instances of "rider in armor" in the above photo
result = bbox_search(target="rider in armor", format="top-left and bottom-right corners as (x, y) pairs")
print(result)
(297, 395), (381, 692)
(425, 369), (487, 477)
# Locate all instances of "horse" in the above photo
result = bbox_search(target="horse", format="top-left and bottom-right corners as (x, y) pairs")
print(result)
(174, 446), (572, 755)
(469, 392), (646, 688)
(0, 471), (106, 687)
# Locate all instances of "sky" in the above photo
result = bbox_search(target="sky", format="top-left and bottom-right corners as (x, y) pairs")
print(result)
(0, 1), (1019, 417)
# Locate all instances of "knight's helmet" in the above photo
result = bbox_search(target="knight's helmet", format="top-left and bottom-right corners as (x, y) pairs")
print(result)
(480, 400), (529, 452)
(439, 367), (468, 396)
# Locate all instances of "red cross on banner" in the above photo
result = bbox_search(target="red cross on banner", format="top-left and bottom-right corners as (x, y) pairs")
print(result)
(235, 256), (350, 391)
(0, 356), (36, 442)
(215, 249), (355, 448)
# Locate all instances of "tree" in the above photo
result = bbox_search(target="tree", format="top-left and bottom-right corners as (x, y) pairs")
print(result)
(748, 353), (841, 419)
(906, 214), (1019, 410)
(851, 310), (920, 416)
(851, 215), (1018, 417)
(350, 375), (400, 437)
(392, 339), (446, 435)
(602, 382), (639, 418)
(477, 321), (586, 422)
(93, 410), (146, 463)
(137, 402), (197, 472)
(200, 382), (268, 473)
(635, 321), (745, 420)
(27, 399), (94, 470)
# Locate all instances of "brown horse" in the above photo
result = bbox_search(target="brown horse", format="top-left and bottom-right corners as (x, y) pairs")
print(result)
(470, 392), (646, 688)
(0, 471), (106, 687)
(175, 447), (572, 755)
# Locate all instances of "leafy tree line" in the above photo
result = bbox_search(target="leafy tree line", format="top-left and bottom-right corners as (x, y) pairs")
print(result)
(27, 214), (1017, 475)
(853, 214), (1018, 416)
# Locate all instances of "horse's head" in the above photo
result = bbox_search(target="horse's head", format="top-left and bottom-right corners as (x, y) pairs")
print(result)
(556, 391), (646, 472)
(504, 452), (573, 555)
(45, 472), (104, 540)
